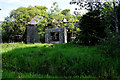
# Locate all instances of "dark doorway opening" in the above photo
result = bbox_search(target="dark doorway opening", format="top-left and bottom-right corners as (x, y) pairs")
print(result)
(50, 32), (59, 41)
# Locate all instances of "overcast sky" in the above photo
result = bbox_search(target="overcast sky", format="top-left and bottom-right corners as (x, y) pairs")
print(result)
(0, 0), (88, 21)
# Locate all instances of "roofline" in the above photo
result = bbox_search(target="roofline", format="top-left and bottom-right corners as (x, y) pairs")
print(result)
(28, 15), (80, 25)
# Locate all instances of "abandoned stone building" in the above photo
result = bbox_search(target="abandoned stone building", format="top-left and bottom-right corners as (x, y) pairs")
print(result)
(26, 15), (79, 44)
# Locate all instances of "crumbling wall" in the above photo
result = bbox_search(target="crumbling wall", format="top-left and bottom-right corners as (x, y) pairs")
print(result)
(26, 24), (40, 43)
(45, 28), (67, 44)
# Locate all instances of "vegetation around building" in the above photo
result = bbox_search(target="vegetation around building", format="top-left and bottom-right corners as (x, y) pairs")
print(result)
(1, 1), (120, 79)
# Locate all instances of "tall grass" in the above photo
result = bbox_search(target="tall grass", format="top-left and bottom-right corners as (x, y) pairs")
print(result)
(2, 43), (120, 79)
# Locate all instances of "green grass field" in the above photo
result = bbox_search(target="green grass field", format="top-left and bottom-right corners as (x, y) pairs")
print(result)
(1, 43), (120, 79)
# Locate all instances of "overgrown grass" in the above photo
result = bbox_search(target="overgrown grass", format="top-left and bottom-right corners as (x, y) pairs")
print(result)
(1, 43), (120, 79)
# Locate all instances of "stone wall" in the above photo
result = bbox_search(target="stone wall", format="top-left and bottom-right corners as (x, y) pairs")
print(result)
(45, 28), (67, 44)
(26, 24), (40, 43)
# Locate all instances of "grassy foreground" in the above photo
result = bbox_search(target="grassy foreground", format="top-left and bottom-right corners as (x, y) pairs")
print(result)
(1, 43), (120, 79)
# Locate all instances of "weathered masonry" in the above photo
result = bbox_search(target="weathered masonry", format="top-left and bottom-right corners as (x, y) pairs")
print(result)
(26, 24), (40, 43)
(45, 28), (67, 44)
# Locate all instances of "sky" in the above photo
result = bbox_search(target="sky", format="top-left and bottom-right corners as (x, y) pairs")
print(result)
(0, 0), (87, 21)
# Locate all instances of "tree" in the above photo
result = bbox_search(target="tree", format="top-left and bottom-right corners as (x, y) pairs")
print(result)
(61, 9), (70, 16)
(49, 2), (61, 15)
(70, 0), (101, 11)
(100, 1), (120, 44)
(113, 1), (120, 44)
(70, 0), (120, 45)
(76, 10), (106, 45)
(2, 17), (14, 42)
(36, 2), (80, 42)
(2, 6), (48, 42)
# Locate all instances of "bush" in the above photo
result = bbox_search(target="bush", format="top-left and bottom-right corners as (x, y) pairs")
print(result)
(98, 27), (120, 58)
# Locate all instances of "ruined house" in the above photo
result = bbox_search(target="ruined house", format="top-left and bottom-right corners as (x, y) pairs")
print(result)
(26, 15), (79, 44)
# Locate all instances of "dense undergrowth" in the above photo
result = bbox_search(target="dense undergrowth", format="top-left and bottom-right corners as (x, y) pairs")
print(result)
(1, 43), (120, 79)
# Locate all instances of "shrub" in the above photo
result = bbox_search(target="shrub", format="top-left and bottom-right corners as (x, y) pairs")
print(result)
(99, 27), (120, 58)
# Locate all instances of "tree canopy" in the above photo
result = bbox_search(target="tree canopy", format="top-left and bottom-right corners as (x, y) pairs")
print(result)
(2, 6), (48, 42)
(36, 2), (80, 42)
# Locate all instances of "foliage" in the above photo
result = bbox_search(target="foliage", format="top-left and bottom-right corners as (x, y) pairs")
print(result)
(75, 10), (106, 45)
(2, 43), (120, 78)
(73, 11), (81, 20)
(70, 0), (101, 11)
(37, 2), (80, 42)
(100, 2), (118, 33)
(2, 6), (48, 42)
(96, 2), (120, 57)
(99, 36), (120, 58)
(50, 2), (61, 15)
(97, 21), (120, 58)
(69, 0), (105, 45)
(71, 1), (120, 45)
(61, 9), (70, 16)
(100, 1), (120, 46)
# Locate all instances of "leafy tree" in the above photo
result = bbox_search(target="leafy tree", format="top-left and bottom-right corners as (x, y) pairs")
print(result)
(61, 9), (70, 16)
(73, 10), (81, 20)
(76, 10), (106, 45)
(2, 17), (15, 42)
(37, 2), (80, 42)
(49, 2), (61, 16)
(2, 6), (48, 42)
(100, 1), (120, 44)
(70, 0), (120, 45)
(70, 0), (101, 11)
